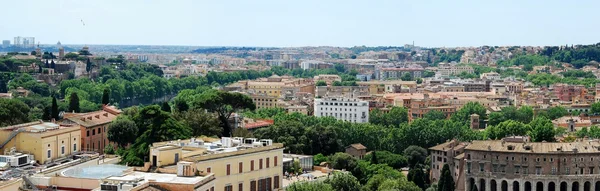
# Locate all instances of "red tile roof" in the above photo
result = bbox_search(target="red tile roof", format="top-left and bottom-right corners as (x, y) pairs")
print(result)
(244, 119), (274, 130)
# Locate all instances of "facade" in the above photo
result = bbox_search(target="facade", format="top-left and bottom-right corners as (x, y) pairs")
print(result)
(553, 84), (587, 102)
(378, 67), (424, 80)
(0, 121), (81, 164)
(149, 137), (284, 191)
(480, 72), (501, 80)
(408, 94), (455, 121)
(429, 140), (468, 184)
(250, 94), (279, 109)
(463, 82), (487, 92)
(345, 144), (367, 159)
(315, 86), (369, 98)
(314, 97), (369, 123)
(1, 40), (9, 48)
(62, 106), (121, 154)
(437, 64), (474, 77)
(552, 116), (591, 132)
(463, 138), (600, 191)
(357, 80), (418, 95)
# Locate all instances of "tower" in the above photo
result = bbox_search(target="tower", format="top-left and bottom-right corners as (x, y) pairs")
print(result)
(470, 114), (480, 129)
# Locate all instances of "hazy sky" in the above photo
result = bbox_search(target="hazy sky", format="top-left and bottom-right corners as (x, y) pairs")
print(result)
(1, 0), (598, 47)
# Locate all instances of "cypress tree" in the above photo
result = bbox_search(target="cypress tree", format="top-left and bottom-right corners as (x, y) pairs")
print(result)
(51, 97), (59, 119)
(50, 60), (55, 69)
(438, 164), (455, 191)
(68, 92), (80, 113)
(86, 58), (92, 73)
(371, 151), (378, 164)
(102, 88), (110, 105)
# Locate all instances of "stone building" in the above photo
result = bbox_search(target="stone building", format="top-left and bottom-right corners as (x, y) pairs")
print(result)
(345, 143), (367, 159)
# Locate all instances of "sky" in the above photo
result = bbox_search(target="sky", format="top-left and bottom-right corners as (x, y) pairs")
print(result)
(1, 0), (599, 47)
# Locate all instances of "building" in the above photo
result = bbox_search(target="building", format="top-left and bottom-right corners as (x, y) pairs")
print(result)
(314, 97), (369, 123)
(552, 116), (591, 132)
(250, 94), (279, 109)
(429, 140), (468, 184)
(0, 121), (81, 164)
(463, 82), (487, 92)
(553, 84), (587, 102)
(100, 168), (216, 191)
(313, 74), (341, 85)
(345, 143), (367, 159)
(300, 60), (331, 70)
(480, 72), (501, 80)
(245, 75), (314, 97)
(357, 80), (418, 95)
(315, 86), (369, 98)
(1, 40), (9, 48)
(437, 63), (474, 77)
(462, 137), (600, 191)
(378, 67), (424, 80)
(13, 36), (35, 49)
(282, 154), (314, 172)
(149, 137), (284, 191)
(408, 94), (456, 121)
(61, 106), (121, 154)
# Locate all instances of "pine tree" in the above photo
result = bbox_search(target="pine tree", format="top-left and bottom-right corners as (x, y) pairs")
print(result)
(51, 97), (59, 119)
(45, 59), (49, 68)
(50, 60), (55, 69)
(161, 102), (171, 112)
(68, 92), (80, 113)
(438, 164), (455, 191)
(86, 58), (92, 73)
(102, 88), (110, 105)
(371, 151), (378, 164)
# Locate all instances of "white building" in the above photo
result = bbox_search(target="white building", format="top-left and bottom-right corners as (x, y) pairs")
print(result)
(436, 63), (474, 77)
(480, 72), (501, 80)
(300, 60), (326, 70)
(314, 97), (369, 123)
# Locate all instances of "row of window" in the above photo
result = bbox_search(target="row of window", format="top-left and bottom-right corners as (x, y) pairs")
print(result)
(475, 154), (598, 163)
(86, 126), (106, 137)
(221, 157), (278, 176)
(46, 144), (77, 159)
(319, 102), (365, 106)
(224, 176), (280, 191)
(319, 107), (358, 112)
(467, 162), (600, 175)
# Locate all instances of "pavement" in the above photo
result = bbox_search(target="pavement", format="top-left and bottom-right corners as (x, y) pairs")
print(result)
(282, 170), (329, 188)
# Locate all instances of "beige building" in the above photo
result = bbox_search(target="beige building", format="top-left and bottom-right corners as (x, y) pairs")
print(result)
(357, 80), (417, 95)
(0, 121), (81, 164)
(149, 137), (284, 191)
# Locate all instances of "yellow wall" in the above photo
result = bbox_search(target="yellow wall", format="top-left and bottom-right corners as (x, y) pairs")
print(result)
(150, 148), (182, 167)
(0, 128), (81, 164)
(194, 148), (284, 191)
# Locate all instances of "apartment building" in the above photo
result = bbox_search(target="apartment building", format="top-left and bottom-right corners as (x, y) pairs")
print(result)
(408, 94), (455, 120)
(429, 140), (468, 184)
(250, 94), (279, 109)
(0, 121), (81, 164)
(436, 64), (474, 77)
(480, 72), (501, 80)
(62, 106), (121, 154)
(149, 137), (284, 191)
(553, 84), (587, 102)
(378, 67), (424, 80)
(314, 97), (369, 123)
(357, 80), (417, 95)
(246, 75), (314, 97)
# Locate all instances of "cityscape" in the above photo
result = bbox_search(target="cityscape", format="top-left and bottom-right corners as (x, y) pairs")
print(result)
(2, 1), (600, 191)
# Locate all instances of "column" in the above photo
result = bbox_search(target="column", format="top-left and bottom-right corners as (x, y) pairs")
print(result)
(532, 182), (536, 191)
(520, 181), (524, 191)
(508, 181), (512, 191)
(580, 182), (584, 191)
(567, 181), (572, 191)
(554, 182), (559, 191)
(591, 181), (595, 191)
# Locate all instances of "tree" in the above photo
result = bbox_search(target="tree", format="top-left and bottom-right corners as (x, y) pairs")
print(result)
(50, 60), (55, 69)
(546, 106), (568, 120)
(174, 109), (221, 137)
(102, 88), (110, 105)
(86, 58), (92, 73)
(107, 117), (138, 148)
(424, 110), (446, 120)
(371, 150), (378, 164)
(287, 182), (334, 191)
(364, 151), (408, 169)
(324, 173), (361, 191)
(192, 90), (255, 137)
(451, 102), (487, 125)
(30, 51), (37, 56)
(332, 81), (343, 86)
(403, 145), (428, 168)
(330, 152), (358, 170)
(408, 169), (427, 190)
(592, 102), (600, 114)
(232, 127), (254, 138)
(313, 153), (328, 166)
(437, 164), (455, 191)
(316, 80), (327, 86)
(529, 117), (556, 142)
(161, 102), (171, 112)
(51, 96), (59, 120)
(401, 73), (413, 81)
(0, 99), (30, 126)
(68, 92), (80, 112)
(485, 120), (530, 140)
(369, 107), (408, 128)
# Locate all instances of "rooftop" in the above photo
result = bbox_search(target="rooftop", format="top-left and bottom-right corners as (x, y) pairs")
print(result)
(63, 110), (118, 128)
(465, 139), (600, 154)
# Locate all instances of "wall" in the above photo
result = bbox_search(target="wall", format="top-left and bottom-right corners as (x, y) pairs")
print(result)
(0, 179), (22, 191)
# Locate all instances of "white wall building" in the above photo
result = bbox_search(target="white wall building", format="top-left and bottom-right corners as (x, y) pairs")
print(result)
(314, 97), (369, 123)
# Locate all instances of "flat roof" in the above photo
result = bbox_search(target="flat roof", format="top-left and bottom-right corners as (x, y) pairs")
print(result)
(108, 171), (208, 184)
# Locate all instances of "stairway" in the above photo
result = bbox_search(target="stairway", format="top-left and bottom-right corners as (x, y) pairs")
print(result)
(0, 128), (24, 149)
(22, 176), (40, 191)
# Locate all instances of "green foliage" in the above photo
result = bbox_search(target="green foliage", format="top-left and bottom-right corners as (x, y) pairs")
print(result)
(592, 102), (600, 114)
(400, 73), (413, 81)
(434, 49), (464, 64)
(243, 107), (286, 119)
(287, 182), (334, 191)
(528, 117), (556, 142)
(313, 153), (328, 166)
(424, 110), (446, 120)
(68, 92), (80, 113)
(316, 80), (327, 86)
(107, 117), (138, 148)
(104, 144), (116, 154)
(51, 97), (59, 120)
(527, 73), (600, 87)
(437, 164), (455, 191)
(8, 73), (50, 96)
(485, 120), (531, 140)
(0, 99), (30, 126)
(161, 102), (171, 112)
(364, 151), (408, 169)
(324, 172), (361, 191)
(173, 108), (221, 137)
(102, 88), (110, 105)
(538, 106), (568, 120)
(576, 126), (600, 139)
(330, 152), (358, 170)
(369, 107), (408, 128)
(403, 146), (428, 168)
(497, 54), (549, 71)
(456, 71), (478, 79)
(451, 102), (487, 126)
(191, 90), (255, 137)
(561, 70), (596, 78)
(407, 168), (428, 190)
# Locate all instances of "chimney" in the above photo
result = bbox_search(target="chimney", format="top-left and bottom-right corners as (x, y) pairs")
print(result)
(95, 115), (100, 119)
(81, 118), (86, 122)
(103, 113), (108, 117)
(87, 116), (92, 120)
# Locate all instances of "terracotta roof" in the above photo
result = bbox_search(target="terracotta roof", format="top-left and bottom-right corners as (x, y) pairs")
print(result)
(244, 120), (274, 130)
(465, 140), (600, 154)
(64, 110), (118, 128)
(347, 143), (366, 150)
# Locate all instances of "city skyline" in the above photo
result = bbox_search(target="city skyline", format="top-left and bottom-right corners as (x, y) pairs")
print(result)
(1, 0), (599, 47)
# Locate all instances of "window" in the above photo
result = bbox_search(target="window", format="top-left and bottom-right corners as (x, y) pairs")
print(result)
(47, 149), (51, 159)
(552, 167), (557, 175)
(92, 129), (96, 135)
(259, 159), (263, 169)
(87, 130), (90, 137)
(565, 167), (570, 175)
(479, 163), (484, 172)
(274, 156), (278, 166)
(239, 183), (243, 191)
(207, 167), (211, 173)
(251, 160), (255, 171)
(61, 146), (65, 155)
(227, 164), (231, 175)
(590, 167), (594, 174)
(250, 180), (256, 191)
(274, 176), (280, 189)
(266, 158), (270, 168)
(515, 166), (520, 174)
(73, 144), (77, 151)
(224, 185), (232, 191)
(535, 167), (542, 175)
(98, 127), (101, 133)
(239, 162), (243, 173)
